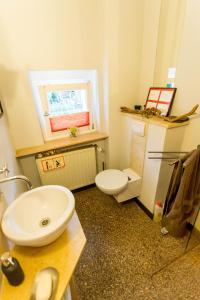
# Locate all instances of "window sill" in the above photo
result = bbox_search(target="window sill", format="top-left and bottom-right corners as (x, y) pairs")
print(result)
(16, 131), (108, 158)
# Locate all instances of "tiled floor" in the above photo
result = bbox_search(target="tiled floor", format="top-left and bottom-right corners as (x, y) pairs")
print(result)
(73, 187), (200, 300)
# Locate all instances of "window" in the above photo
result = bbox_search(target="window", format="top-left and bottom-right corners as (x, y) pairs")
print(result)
(30, 70), (99, 141)
(48, 90), (87, 116)
(47, 88), (89, 132)
(39, 82), (93, 135)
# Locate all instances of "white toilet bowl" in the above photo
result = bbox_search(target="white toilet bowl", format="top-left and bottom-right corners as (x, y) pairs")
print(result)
(95, 168), (142, 202)
(95, 169), (128, 195)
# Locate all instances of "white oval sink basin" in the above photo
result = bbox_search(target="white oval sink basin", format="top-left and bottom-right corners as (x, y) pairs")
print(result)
(1, 185), (75, 247)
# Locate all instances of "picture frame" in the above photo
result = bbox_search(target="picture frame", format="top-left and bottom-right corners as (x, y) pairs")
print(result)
(145, 87), (177, 116)
(0, 101), (3, 117)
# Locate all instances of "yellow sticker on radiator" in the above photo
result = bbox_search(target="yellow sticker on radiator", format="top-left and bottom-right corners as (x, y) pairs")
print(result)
(41, 156), (65, 172)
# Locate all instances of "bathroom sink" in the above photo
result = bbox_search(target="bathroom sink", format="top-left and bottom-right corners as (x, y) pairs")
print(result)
(1, 185), (75, 247)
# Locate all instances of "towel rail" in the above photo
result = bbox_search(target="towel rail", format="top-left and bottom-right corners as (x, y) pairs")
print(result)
(148, 157), (181, 160)
(148, 151), (189, 154)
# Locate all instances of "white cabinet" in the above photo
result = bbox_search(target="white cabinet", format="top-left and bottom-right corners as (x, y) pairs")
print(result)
(139, 123), (186, 213)
(120, 113), (188, 214)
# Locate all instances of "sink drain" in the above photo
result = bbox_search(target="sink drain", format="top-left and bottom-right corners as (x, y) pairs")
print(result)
(39, 217), (50, 227)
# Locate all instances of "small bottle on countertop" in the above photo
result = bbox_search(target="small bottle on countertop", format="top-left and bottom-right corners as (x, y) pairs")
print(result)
(153, 201), (163, 222)
(0, 252), (24, 286)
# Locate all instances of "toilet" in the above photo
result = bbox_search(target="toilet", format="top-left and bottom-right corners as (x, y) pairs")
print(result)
(95, 120), (145, 203)
(95, 169), (128, 195)
(95, 168), (142, 203)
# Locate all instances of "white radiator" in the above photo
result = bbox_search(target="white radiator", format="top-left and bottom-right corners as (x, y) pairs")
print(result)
(36, 146), (97, 190)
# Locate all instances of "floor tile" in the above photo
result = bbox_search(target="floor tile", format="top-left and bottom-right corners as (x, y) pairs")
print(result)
(73, 187), (200, 300)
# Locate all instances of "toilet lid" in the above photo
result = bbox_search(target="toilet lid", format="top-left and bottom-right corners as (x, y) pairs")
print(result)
(95, 169), (128, 191)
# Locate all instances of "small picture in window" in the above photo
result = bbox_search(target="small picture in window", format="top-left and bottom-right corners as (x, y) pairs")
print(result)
(0, 101), (3, 117)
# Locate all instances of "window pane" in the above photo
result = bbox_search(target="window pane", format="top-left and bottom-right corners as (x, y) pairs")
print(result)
(47, 89), (87, 116)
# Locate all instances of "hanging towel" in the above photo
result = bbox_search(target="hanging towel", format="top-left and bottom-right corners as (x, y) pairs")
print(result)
(162, 147), (200, 237)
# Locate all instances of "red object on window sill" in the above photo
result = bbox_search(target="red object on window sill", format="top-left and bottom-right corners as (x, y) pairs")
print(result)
(49, 111), (90, 132)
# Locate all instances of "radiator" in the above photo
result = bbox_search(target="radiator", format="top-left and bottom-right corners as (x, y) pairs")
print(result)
(36, 146), (97, 190)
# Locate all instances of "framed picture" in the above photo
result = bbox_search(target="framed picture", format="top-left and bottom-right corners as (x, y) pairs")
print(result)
(145, 87), (177, 116)
(0, 101), (3, 117)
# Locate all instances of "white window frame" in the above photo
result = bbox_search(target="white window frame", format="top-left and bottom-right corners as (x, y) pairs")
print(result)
(39, 82), (93, 139)
(29, 70), (100, 141)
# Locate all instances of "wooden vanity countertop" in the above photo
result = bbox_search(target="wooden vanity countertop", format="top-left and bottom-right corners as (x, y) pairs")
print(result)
(0, 212), (86, 300)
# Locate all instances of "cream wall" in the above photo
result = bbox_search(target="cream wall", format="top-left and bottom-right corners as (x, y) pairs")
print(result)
(102, 0), (144, 167)
(137, 0), (161, 105)
(137, 0), (187, 104)
(0, 0), (101, 149)
(1, 1), (200, 221)
(172, 0), (200, 229)
(153, 0), (187, 87)
(0, 113), (24, 204)
(136, 0), (200, 154)
(138, 0), (200, 227)
(138, 0), (200, 133)
(172, 0), (200, 116)
(149, 0), (200, 148)
(0, 0), (145, 169)
(0, 111), (25, 255)
(1, 0), (200, 166)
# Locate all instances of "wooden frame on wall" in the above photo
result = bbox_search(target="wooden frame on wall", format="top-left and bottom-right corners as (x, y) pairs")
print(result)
(145, 87), (177, 116)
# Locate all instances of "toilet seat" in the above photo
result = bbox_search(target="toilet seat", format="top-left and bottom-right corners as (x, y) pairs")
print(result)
(95, 169), (128, 195)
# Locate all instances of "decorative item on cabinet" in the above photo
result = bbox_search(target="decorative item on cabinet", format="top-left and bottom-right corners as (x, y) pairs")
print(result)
(134, 104), (142, 111)
(120, 104), (199, 123)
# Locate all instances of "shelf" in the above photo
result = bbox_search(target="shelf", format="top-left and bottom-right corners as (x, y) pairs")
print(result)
(16, 131), (108, 158)
(121, 112), (189, 129)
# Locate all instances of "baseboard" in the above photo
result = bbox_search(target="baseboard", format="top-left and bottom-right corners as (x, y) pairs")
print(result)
(73, 183), (96, 193)
(134, 197), (153, 219)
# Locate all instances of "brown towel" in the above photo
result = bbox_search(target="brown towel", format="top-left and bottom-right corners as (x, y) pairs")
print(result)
(162, 148), (200, 237)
